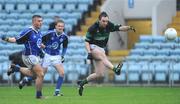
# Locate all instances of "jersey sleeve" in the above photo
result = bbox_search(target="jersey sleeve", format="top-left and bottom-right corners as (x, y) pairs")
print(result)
(42, 31), (52, 44)
(85, 24), (96, 42)
(62, 36), (68, 48)
(108, 21), (121, 32)
(61, 35), (68, 56)
(15, 28), (32, 44)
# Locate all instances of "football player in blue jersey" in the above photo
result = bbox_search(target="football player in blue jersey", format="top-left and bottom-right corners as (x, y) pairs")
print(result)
(1, 15), (45, 99)
(14, 19), (68, 96)
(42, 19), (68, 96)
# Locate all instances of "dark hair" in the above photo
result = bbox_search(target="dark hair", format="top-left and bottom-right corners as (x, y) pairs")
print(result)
(98, 11), (108, 20)
(32, 15), (42, 19)
(55, 19), (64, 26)
(54, 16), (60, 19)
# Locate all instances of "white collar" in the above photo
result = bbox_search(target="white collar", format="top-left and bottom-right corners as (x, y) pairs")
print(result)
(55, 29), (64, 37)
(30, 26), (39, 33)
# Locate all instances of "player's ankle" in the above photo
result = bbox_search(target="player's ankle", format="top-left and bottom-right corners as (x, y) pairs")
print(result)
(14, 64), (20, 72)
(113, 67), (116, 72)
(82, 79), (88, 85)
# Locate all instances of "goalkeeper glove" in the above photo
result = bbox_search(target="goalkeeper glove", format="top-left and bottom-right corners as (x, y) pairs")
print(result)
(1, 35), (9, 41)
(129, 26), (136, 32)
(61, 56), (65, 63)
(39, 50), (45, 58)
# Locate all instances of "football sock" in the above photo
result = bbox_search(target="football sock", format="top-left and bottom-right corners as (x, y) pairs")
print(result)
(14, 64), (20, 72)
(81, 79), (88, 86)
(23, 77), (32, 83)
(27, 77), (32, 82)
(36, 91), (42, 98)
(113, 66), (116, 72)
(55, 76), (63, 94)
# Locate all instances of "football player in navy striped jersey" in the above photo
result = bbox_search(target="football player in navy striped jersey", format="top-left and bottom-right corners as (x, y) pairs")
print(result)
(42, 19), (68, 96)
(1, 15), (45, 99)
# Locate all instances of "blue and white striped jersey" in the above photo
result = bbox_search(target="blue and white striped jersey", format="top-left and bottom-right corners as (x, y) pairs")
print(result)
(42, 30), (68, 56)
(15, 27), (43, 56)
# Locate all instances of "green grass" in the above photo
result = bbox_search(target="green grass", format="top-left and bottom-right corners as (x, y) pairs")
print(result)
(0, 85), (180, 104)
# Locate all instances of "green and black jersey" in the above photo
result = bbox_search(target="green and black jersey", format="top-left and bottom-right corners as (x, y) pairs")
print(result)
(85, 21), (121, 48)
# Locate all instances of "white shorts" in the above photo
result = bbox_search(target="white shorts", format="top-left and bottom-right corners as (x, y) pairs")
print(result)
(90, 44), (106, 61)
(90, 44), (105, 53)
(42, 53), (62, 68)
(22, 55), (41, 69)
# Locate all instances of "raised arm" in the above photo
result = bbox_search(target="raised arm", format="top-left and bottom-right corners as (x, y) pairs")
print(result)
(119, 25), (136, 32)
(1, 36), (16, 43)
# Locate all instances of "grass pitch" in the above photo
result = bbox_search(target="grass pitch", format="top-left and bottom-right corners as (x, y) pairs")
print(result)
(0, 85), (180, 104)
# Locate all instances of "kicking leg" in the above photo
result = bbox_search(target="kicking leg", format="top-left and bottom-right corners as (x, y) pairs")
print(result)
(7, 64), (34, 76)
(77, 47), (106, 96)
(94, 47), (123, 75)
(101, 52), (123, 75)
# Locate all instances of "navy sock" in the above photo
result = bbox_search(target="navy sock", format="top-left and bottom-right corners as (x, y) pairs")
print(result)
(36, 91), (42, 98)
(55, 76), (63, 94)
(23, 77), (32, 83)
(82, 79), (88, 85)
(14, 64), (20, 72)
(27, 77), (32, 82)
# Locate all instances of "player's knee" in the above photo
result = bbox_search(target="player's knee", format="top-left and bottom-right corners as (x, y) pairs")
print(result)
(36, 72), (44, 79)
(97, 73), (104, 78)
(40, 73), (44, 79)
(59, 71), (64, 77)
(96, 52), (106, 60)
(32, 75), (37, 80)
(101, 53), (106, 58)
(43, 68), (48, 74)
(57, 68), (64, 77)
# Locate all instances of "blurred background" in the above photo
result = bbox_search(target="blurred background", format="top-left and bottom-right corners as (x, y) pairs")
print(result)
(0, 0), (180, 87)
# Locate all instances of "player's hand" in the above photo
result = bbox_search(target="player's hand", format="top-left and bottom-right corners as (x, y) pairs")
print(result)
(87, 53), (93, 60)
(129, 26), (136, 32)
(39, 50), (45, 58)
(61, 56), (65, 63)
(40, 44), (46, 48)
(1, 35), (9, 41)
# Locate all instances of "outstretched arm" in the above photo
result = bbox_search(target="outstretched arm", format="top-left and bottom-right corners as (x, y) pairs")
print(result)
(1, 36), (16, 43)
(1, 29), (31, 44)
(108, 21), (135, 32)
(119, 26), (136, 32)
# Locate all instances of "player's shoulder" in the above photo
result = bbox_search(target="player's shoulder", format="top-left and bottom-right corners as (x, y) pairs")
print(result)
(108, 21), (121, 27)
(19, 27), (33, 36)
(88, 21), (99, 33)
(47, 30), (55, 34)
(22, 27), (33, 32)
(43, 30), (55, 36)
(61, 32), (69, 39)
(29, 26), (41, 33)
(107, 21), (114, 26)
